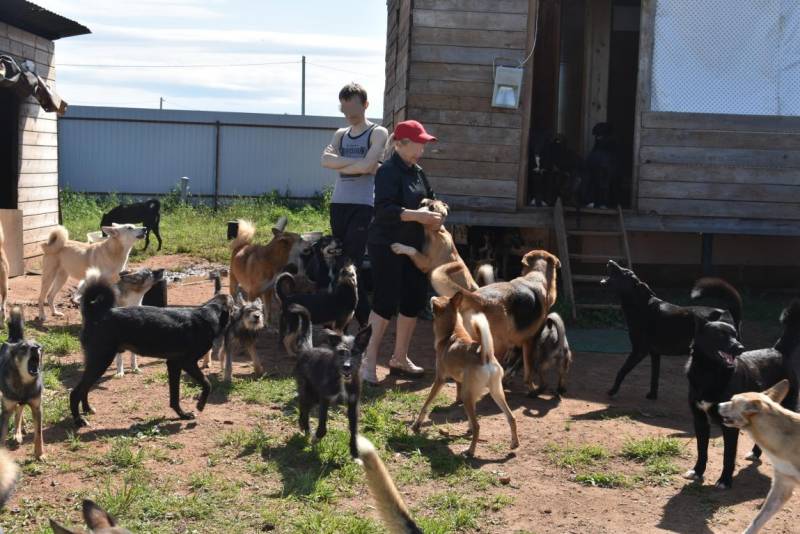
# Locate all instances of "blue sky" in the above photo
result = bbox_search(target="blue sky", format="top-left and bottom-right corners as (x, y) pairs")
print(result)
(36, 0), (387, 117)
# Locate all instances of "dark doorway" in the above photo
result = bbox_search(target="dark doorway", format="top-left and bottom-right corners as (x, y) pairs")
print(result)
(0, 89), (19, 209)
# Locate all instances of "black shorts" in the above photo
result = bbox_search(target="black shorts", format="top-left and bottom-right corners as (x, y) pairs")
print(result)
(330, 203), (373, 266)
(368, 242), (428, 320)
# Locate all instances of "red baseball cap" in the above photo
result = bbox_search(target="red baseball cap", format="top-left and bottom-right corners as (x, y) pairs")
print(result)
(394, 120), (437, 143)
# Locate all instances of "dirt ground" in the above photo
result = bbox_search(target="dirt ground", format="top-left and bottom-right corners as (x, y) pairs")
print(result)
(1, 254), (796, 533)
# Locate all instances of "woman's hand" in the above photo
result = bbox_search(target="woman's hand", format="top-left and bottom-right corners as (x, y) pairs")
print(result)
(413, 209), (443, 228)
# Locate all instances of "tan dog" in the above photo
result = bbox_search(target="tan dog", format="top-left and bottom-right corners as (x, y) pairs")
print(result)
(718, 380), (800, 534)
(0, 223), (8, 324)
(38, 224), (146, 320)
(50, 499), (132, 533)
(390, 198), (479, 297)
(229, 220), (311, 327)
(412, 293), (519, 457)
(441, 250), (560, 394)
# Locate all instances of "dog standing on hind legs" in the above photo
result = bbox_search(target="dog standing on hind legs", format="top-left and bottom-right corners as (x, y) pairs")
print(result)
(413, 293), (519, 457)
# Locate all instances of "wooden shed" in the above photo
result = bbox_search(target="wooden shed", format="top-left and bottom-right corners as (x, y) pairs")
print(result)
(0, 1), (89, 275)
(383, 0), (800, 288)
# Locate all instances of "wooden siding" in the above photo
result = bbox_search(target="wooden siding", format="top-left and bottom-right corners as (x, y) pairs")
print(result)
(392, 0), (530, 212)
(383, 0), (413, 128)
(1, 22), (59, 261)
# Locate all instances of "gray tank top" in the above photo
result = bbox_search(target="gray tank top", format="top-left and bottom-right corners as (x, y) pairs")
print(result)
(331, 124), (376, 206)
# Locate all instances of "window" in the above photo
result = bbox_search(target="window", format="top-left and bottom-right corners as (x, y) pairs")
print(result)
(651, 0), (800, 116)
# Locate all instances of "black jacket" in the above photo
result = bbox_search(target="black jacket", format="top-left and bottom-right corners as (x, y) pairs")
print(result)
(367, 152), (434, 249)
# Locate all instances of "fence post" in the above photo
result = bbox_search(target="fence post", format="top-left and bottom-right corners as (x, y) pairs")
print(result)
(180, 176), (190, 203)
(214, 120), (221, 210)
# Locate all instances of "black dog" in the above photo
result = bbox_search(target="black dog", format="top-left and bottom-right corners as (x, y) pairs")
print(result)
(0, 307), (44, 459)
(278, 261), (358, 346)
(303, 235), (346, 293)
(685, 303), (800, 489)
(71, 269), (232, 427)
(101, 199), (162, 251)
(291, 304), (372, 458)
(585, 122), (619, 208)
(602, 260), (742, 399)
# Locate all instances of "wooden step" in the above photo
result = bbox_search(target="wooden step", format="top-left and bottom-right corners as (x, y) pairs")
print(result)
(563, 206), (618, 215)
(569, 253), (625, 262)
(575, 303), (621, 311)
(566, 229), (622, 237)
(572, 274), (606, 283)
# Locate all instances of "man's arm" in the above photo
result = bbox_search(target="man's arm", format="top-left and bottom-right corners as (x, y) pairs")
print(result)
(336, 126), (389, 175)
(321, 128), (361, 169)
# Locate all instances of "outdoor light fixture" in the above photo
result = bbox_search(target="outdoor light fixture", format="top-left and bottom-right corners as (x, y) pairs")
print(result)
(492, 65), (523, 109)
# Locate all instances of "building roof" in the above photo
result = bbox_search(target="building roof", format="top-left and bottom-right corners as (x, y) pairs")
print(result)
(0, 0), (90, 40)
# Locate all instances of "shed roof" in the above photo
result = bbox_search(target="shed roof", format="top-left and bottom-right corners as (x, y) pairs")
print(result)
(0, 0), (90, 40)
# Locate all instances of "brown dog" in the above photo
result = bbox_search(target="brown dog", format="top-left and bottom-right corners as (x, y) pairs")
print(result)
(0, 223), (7, 324)
(390, 198), (479, 297)
(229, 219), (311, 326)
(718, 380), (800, 534)
(50, 499), (132, 533)
(413, 293), (519, 457)
(441, 250), (560, 394)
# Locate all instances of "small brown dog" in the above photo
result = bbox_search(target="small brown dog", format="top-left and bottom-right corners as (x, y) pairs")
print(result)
(50, 499), (132, 533)
(229, 219), (312, 326)
(718, 380), (800, 534)
(412, 292), (519, 457)
(390, 198), (479, 297)
(0, 223), (8, 324)
(531, 312), (573, 396)
(441, 250), (560, 394)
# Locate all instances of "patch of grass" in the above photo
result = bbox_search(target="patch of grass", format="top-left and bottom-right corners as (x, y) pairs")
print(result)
(644, 457), (682, 486)
(621, 436), (683, 462)
(546, 443), (610, 469)
(104, 438), (145, 469)
(418, 491), (511, 533)
(35, 328), (81, 357)
(574, 471), (631, 488)
(290, 506), (382, 534)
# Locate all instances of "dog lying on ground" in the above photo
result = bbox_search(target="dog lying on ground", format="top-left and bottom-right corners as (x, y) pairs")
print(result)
(684, 302), (800, 489)
(203, 292), (265, 381)
(0, 223), (8, 324)
(71, 268), (233, 427)
(101, 198), (162, 251)
(719, 379), (800, 534)
(229, 219), (312, 328)
(38, 224), (147, 320)
(390, 198), (479, 297)
(413, 292), (519, 457)
(439, 250), (561, 395)
(0, 307), (44, 459)
(50, 499), (132, 534)
(356, 435), (421, 534)
(292, 304), (372, 458)
(602, 260), (742, 400)
(0, 448), (17, 510)
(278, 261), (358, 354)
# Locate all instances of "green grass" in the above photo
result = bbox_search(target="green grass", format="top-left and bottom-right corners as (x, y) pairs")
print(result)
(621, 436), (683, 462)
(574, 472), (631, 489)
(546, 443), (610, 469)
(61, 189), (331, 263)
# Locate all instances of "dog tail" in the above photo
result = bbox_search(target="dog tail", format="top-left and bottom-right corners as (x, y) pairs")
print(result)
(210, 271), (221, 295)
(40, 226), (68, 255)
(471, 312), (494, 366)
(546, 312), (568, 352)
(7, 306), (24, 343)
(474, 263), (495, 287)
(288, 304), (312, 352)
(356, 435), (420, 534)
(81, 268), (116, 322)
(0, 449), (18, 510)
(276, 272), (295, 303)
(230, 219), (255, 253)
(691, 277), (743, 335)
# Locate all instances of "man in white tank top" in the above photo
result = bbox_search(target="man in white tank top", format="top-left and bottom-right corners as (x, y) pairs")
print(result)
(321, 83), (388, 326)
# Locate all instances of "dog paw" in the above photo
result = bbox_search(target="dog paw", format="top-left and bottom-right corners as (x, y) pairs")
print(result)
(714, 480), (732, 490)
(510, 439), (520, 450)
(646, 391), (658, 400)
(34, 453), (47, 462)
(745, 451), (761, 462)
(410, 422), (421, 434)
(53, 310), (64, 317)
(178, 411), (196, 420)
(606, 388), (618, 397)
(114, 372), (125, 379)
(132, 366), (141, 374)
(196, 400), (207, 412)
(390, 243), (412, 256)
(526, 389), (540, 399)
(74, 416), (89, 428)
(461, 448), (476, 458)
(12, 434), (23, 445)
(683, 469), (703, 481)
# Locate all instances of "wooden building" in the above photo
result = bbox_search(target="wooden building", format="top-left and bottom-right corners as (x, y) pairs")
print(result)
(0, 1), (89, 275)
(384, 0), (800, 287)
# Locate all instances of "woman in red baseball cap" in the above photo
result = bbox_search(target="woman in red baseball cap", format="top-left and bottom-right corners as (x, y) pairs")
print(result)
(361, 120), (441, 385)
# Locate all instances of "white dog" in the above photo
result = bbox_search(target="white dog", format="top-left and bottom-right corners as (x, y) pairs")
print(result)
(38, 224), (146, 320)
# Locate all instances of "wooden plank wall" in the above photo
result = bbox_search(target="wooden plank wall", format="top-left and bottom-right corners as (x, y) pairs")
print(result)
(0, 22), (59, 262)
(383, 0), (413, 129)
(402, 0), (529, 212)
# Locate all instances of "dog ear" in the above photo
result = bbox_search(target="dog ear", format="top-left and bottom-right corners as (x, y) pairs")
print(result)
(354, 324), (372, 352)
(451, 292), (463, 308)
(101, 226), (119, 237)
(763, 379), (791, 404)
(252, 297), (263, 309)
(82, 499), (117, 529)
(323, 330), (342, 347)
(692, 314), (708, 336)
(549, 253), (561, 270)
(235, 292), (246, 306)
(48, 520), (80, 534)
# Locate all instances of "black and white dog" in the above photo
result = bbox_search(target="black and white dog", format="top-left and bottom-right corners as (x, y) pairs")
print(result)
(71, 268), (233, 427)
(291, 304), (372, 458)
(101, 199), (162, 251)
(0, 307), (44, 459)
(303, 236), (346, 294)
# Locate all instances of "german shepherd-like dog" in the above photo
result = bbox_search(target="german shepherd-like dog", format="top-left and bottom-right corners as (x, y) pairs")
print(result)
(291, 304), (372, 458)
(0, 307), (44, 459)
(50, 499), (132, 533)
(71, 269), (233, 427)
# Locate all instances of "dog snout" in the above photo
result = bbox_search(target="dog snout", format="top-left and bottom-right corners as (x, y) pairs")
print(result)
(730, 340), (745, 356)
